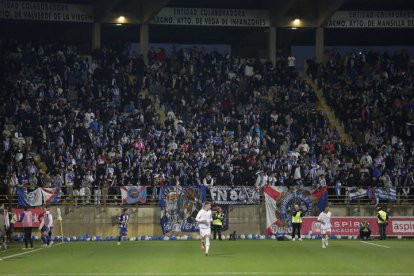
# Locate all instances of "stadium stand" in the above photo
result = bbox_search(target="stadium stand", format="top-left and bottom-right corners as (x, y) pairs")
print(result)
(0, 40), (412, 204)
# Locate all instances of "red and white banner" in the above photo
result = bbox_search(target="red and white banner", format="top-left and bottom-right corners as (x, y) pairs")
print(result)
(13, 208), (43, 228)
(263, 186), (288, 234)
(302, 217), (414, 237)
(41, 188), (61, 204)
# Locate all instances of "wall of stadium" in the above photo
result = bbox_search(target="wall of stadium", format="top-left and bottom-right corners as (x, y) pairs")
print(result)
(19, 205), (414, 237)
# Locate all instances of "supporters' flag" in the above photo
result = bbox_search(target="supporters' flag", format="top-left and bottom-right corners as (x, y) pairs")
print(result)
(210, 187), (260, 205)
(159, 186), (206, 234)
(41, 188), (62, 204)
(312, 186), (328, 213)
(368, 187), (396, 205)
(17, 187), (43, 207)
(367, 187), (379, 205)
(376, 187), (396, 201)
(348, 187), (368, 200)
(120, 186), (147, 205)
(263, 186), (286, 235)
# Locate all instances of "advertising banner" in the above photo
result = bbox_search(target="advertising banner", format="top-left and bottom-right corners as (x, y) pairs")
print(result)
(0, 1), (93, 22)
(13, 208), (43, 228)
(152, 7), (269, 27)
(326, 10), (414, 28)
(301, 217), (414, 237)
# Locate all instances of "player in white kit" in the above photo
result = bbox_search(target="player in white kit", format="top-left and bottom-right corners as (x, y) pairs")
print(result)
(196, 201), (212, 256)
(317, 206), (331, 249)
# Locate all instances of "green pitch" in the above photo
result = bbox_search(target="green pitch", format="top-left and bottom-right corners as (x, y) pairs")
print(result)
(1, 239), (413, 275)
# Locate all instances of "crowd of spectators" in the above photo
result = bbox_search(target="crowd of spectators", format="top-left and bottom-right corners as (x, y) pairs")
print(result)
(307, 49), (414, 201)
(0, 40), (412, 205)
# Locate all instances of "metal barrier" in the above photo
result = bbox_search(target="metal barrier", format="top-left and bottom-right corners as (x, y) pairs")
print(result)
(2, 185), (413, 207)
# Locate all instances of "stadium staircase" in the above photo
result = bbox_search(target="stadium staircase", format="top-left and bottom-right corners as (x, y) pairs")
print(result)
(306, 79), (352, 142)
(141, 89), (167, 126)
(126, 74), (166, 126)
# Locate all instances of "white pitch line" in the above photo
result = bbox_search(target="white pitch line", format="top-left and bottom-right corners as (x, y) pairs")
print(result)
(0, 242), (65, 261)
(2, 273), (414, 276)
(360, 241), (391, 248)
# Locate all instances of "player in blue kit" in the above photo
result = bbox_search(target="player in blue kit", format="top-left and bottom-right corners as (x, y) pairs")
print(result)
(117, 208), (129, 245)
(39, 206), (54, 247)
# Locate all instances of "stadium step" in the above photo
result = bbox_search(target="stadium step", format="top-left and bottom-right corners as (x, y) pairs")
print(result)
(141, 89), (166, 126)
(306, 79), (352, 142)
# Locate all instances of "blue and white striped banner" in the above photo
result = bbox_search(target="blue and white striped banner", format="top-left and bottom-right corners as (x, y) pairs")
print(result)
(348, 187), (368, 200)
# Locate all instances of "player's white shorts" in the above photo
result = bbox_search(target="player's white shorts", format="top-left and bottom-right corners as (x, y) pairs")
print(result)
(199, 228), (211, 237)
(321, 224), (331, 234)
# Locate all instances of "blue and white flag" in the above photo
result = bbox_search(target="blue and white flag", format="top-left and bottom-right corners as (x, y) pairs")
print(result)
(375, 187), (397, 201)
(348, 187), (368, 200)
(17, 187), (43, 207)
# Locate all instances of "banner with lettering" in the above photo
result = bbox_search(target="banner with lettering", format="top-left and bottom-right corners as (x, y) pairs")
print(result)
(159, 186), (206, 234)
(326, 10), (414, 28)
(152, 7), (269, 27)
(301, 217), (414, 237)
(13, 208), (43, 228)
(0, 1), (93, 22)
(209, 187), (260, 205)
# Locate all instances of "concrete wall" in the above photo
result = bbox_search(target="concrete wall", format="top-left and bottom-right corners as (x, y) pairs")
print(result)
(27, 205), (413, 237)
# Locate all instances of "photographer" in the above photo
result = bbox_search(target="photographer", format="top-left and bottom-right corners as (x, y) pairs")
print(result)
(212, 207), (224, 240)
(359, 220), (371, 240)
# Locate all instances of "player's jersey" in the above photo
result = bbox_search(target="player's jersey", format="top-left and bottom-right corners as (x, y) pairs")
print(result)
(318, 211), (331, 227)
(196, 209), (212, 230)
(118, 214), (129, 228)
(40, 211), (53, 229)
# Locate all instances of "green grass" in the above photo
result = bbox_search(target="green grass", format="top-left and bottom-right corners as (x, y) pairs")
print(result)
(0, 239), (413, 275)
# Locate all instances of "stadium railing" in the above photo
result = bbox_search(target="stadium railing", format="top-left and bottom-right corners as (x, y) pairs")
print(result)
(2, 185), (413, 207)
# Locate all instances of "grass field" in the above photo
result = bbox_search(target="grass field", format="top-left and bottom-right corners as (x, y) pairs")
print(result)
(0, 239), (413, 276)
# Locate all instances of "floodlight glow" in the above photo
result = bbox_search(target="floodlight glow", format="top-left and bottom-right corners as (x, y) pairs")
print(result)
(117, 16), (126, 23)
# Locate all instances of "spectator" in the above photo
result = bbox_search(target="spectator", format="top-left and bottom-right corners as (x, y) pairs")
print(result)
(203, 173), (214, 188)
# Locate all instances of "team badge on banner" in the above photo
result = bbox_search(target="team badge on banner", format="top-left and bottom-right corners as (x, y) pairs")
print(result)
(120, 186), (147, 204)
(159, 186), (206, 234)
(17, 187), (43, 207)
(264, 186), (328, 235)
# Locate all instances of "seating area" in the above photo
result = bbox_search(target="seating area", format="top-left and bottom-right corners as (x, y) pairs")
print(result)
(307, 50), (414, 203)
(0, 41), (412, 205)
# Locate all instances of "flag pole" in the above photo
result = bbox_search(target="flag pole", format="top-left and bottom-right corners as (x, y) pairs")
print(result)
(57, 208), (64, 243)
